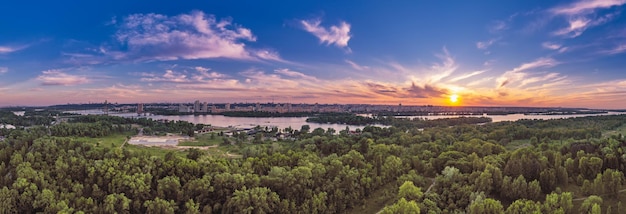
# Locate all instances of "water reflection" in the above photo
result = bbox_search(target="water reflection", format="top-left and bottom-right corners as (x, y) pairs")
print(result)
(66, 110), (625, 131)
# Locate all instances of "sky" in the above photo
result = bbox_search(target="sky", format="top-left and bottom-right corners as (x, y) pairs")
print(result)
(1, 0), (626, 108)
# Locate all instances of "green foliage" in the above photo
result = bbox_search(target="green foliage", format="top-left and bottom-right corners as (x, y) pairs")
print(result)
(398, 181), (423, 201)
(0, 112), (625, 213)
(467, 197), (504, 214)
(580, 195), (603, 214)
(223, 187), (283, 214)
(506, 199), (541, 214)
(542, 192), (572, 214)
(381, 198), (420, 214)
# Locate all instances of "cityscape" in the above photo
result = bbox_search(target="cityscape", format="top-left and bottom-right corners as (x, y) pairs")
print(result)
(77, 100), (609, 115)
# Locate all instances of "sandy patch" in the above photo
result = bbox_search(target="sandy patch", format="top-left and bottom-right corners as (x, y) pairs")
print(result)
(129, 135), (190, 146)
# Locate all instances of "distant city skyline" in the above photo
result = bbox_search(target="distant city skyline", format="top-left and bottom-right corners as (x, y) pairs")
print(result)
(1, 0), (626, 108)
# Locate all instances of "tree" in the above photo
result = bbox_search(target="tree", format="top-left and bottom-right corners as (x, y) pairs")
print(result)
(157, 176), (182, 202)
(253, 132), (263, 144)
(475, 169), (494, 194)
(143, 198), (176, 214)
(590, 204), (601, 214)
(0, 187), (17, 213)
(579, 195), (602, 214)
(381, 198), (420, 214)
(506, 199), (541, 214)
(467, 198), (504, 214)
(579, 157), (603, 180)
(300, 125), (310, 134)
(223, 187), (283, 214)
(184, 199), (200, 214)
(543, 192), (573, 214)
(186, 148), (203, 161)
(104, 193), (131, 214)
(398, 181), (423, 201)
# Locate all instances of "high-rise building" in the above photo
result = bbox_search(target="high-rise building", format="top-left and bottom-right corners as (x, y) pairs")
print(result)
(202, 102), (208, 113)
(103, 100), (109, 115)
(194, 100), (201, 113)
(137, 103), (144, 114)
(225, 103), (230, 111)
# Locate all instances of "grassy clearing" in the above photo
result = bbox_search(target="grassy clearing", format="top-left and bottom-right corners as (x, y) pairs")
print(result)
(570, 184), (626, 213)
(73, 132), (244, 159)
(73, 133), (183, 158)
(74, 133), (131, 148)
(345, 181), (399, 214)
(603, 124), (626, 138)
(505, 139), (531, 150)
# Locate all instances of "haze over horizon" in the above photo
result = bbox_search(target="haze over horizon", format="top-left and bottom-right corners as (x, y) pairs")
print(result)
(1, 0), (626, 108)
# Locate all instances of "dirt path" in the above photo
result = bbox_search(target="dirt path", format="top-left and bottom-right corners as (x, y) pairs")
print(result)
(152, 144), (219, 150)
(425, 179), (436, 193)
(572, 189), (626, 201)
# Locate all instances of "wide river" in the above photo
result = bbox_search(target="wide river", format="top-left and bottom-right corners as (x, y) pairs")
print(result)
(66, 110), (625, 131)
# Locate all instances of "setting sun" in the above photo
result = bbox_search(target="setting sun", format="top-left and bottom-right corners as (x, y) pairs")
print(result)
(450, 94), (459, 104)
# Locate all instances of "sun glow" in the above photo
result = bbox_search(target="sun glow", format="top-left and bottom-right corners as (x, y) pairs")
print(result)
(449, 94), (459, 105)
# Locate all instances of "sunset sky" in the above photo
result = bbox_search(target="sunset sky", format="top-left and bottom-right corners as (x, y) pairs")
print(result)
(1, 0), (625, 108)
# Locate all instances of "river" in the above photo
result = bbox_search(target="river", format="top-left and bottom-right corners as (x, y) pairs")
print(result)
(66, 110), (625, 131)
(65, 110), (375, 131)
(394, 111), (626, 122)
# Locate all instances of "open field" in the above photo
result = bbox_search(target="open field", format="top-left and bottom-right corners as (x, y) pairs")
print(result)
(129, 135), (189, 146)
(505, 139), (531, 150)
(178, 134), (224, 146)
(603, 124), (626, 138)
(73, 133), (241, 158)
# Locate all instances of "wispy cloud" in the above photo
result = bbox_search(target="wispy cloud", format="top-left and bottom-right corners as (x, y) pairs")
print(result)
(404, 83), (449, 98)
(497, 57), (559, 88)
(36, 70), (90, 86)
(550, 0), (624, 38)
(599, 43), (626, 55)
(345, 60), (369, 71)
(449, 70), (487, 82)
(489, 20), (508, 33)
(542, 42), (562, 50)
(300, 18), (352, 49)
(542, 42), (570, 53)
(0, 45), (28, 54)
(114, 10), (283, 62)
(0, 67), (7, 74)
(274, 68), (319, 82)
(140, 68), (228, 84)
(553, 17), (592, 38)
(364, 82), (448, 99)
(476, 38), (498, 49)
(551, 0), (626, 15)
(427, 47), (457, 83)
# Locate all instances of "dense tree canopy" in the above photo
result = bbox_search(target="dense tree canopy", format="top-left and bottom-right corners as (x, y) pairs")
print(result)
(0, 110), (625, 213)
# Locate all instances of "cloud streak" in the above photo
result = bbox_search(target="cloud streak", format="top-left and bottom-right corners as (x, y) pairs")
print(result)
(0, 67), (7, 74)
(449, 70), (487, 82)
(345, 60), (369, 71)
(36, 70), (90, 86)
(301, 19), (352, 49)
(0, 45), (28, 54)
(551, 0), (626, 15)
(497, 57), (559, 88)
(599, 43), (626, 55)
(476, 38), (498, 49)
(550, 0), (624, 38)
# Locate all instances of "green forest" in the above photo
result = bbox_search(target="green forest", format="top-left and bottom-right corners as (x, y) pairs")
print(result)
(1, 110), (626, 213)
